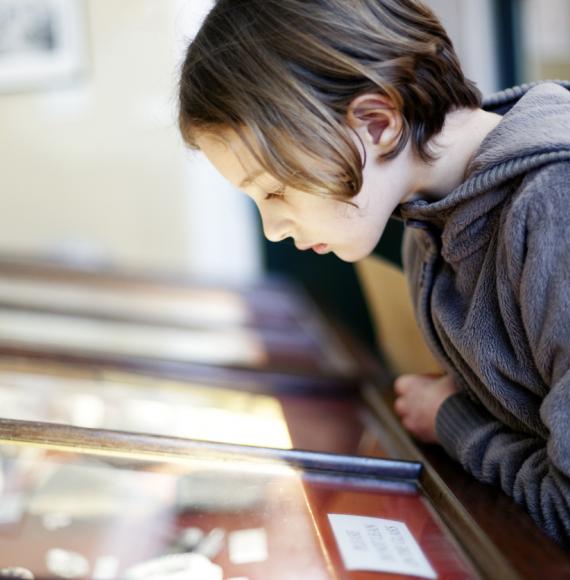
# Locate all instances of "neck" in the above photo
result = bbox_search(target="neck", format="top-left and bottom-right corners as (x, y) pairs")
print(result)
(413, 108), (502, 201)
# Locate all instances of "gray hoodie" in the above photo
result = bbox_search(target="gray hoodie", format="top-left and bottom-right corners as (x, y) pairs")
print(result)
(400, 81), (570, 545)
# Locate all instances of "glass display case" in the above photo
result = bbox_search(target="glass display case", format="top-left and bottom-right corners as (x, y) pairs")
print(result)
(0, 424), (479, 580)
(0, 360), (291, 449)
(0, 259), (360, 392)
(0, 259), (569, 578)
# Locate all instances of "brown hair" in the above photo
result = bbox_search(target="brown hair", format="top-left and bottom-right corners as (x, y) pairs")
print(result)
(178, 0), (481, 199)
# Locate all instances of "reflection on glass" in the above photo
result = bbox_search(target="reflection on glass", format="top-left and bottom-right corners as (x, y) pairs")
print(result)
(0, 277), (251, 327)
(0, 441), (478, 579)
(0, 443), (328, 579)
(0, 308), (267, 367)
(0, 366), (291, 449)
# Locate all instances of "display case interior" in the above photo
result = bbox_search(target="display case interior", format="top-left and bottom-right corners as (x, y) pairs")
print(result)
(0, 258), (569, 578)
(0, 431), (479, 580)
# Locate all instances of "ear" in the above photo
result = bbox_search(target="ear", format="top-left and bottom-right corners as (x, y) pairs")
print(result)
(347, 93), (403, 153)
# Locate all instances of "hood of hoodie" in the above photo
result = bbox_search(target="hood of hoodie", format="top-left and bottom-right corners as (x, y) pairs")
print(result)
(398, 81), (570, 225)
(396, 81), (570, 261)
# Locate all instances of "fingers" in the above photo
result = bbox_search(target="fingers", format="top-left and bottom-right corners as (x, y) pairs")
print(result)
(393, 375), (421, 416)
(401, 416), (416, 433)
(394, 373), (439, 395)
(393, 374), (414, 396)
(392, 373), (452, 444)
(393, 396), (407, 415)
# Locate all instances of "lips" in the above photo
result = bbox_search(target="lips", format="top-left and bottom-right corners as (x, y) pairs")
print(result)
(296, 242), (329, 254)
(311, 243), (329, 254)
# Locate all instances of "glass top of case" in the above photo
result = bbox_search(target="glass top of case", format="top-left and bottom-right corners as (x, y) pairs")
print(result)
(0, 363), (291, 449)
(0, 437), (478, 579)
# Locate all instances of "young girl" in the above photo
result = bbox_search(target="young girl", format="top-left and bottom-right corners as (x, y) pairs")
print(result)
(178, 0), (570, 545)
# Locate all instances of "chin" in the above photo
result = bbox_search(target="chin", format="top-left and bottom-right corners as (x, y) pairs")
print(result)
(333, 245), (373, 263)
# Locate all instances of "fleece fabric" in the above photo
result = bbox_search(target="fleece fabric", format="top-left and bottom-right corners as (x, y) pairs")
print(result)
(399, 81), (570, 545)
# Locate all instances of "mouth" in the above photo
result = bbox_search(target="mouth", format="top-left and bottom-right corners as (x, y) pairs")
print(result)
(295, 242), (330, 254)
(311, 243), (329, 254)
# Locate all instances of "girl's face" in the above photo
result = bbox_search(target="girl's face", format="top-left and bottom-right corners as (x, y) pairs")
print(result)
(196, 128), (418, 262)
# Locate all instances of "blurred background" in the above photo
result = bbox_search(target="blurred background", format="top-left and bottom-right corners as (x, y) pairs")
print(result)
(0, 0), (569, 345)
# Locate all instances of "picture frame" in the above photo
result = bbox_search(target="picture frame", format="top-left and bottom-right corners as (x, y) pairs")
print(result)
(0, 0), (86, 92)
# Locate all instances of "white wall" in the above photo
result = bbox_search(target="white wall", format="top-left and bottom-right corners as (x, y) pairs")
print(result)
(0, 0), (261, 282)
(0, 0), (501, 282)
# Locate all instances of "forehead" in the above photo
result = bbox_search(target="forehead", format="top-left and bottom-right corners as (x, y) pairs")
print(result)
(195, 129), (263, 188)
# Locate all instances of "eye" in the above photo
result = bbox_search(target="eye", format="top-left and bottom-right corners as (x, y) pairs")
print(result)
(264, 185), (286, 201)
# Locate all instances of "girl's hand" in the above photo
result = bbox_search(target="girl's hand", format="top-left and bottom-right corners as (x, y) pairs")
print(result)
(393, 373), (459, 444)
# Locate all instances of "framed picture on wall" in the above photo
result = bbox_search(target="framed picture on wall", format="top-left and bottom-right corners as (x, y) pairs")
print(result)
(0, 0), (86, 92)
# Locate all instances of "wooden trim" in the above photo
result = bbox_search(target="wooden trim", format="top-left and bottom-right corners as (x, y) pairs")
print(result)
(362, 383), (521, 580)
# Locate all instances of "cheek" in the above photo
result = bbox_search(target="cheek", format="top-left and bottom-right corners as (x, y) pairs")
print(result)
(297, 202), (358, 242)
(331, 201), (373, 235)
(291, 196), (364, 240)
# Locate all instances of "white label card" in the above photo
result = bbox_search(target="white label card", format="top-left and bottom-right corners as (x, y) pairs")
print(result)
(328, 514), (437, 579)
(228, 528), (268, 565)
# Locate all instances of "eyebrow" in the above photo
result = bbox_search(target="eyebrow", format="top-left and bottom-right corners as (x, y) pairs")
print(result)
(239, 169), (265, 189)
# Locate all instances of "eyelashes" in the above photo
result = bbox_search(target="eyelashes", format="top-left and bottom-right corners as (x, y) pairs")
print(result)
(264, 185), (286, 201)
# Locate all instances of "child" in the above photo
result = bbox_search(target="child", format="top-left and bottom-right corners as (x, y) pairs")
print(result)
(178, 0), (570, 545)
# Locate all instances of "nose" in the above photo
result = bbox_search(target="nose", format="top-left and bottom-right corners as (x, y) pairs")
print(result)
(260, 210), (294, 243)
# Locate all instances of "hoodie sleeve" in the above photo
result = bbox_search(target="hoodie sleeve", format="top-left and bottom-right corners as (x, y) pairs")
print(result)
(436, 161), (570, 546)
(436, 390), (570, 545)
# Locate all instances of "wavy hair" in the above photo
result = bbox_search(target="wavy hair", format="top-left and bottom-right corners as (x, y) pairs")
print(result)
(179, 0), (481, 199)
